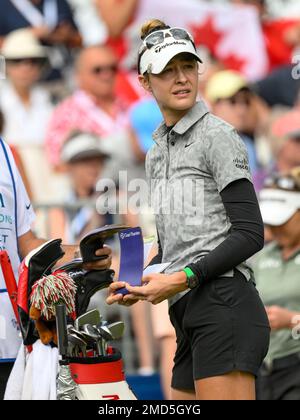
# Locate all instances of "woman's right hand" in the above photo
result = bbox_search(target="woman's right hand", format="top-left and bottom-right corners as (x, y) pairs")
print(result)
(106, 281), (139, 307)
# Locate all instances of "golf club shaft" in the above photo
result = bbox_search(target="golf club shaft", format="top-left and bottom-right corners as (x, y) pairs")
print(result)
(56, 304), (69, 362)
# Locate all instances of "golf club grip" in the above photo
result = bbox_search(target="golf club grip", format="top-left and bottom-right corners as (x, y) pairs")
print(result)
(56, 304), (68, 358)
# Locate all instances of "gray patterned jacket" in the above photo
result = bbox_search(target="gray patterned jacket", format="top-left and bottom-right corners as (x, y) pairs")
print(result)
(146, 100), (254, 307)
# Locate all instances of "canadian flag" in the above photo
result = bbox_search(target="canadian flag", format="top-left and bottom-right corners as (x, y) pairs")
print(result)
(125, 0), (268, 81)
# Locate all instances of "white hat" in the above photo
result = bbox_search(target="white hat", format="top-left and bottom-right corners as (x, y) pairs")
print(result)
(139, 31), (202, 75)
(1, 29), (47, 59)
(259, 188), (300, 226)
(205, 70), (248, 103)
(61, 133), (109, 163)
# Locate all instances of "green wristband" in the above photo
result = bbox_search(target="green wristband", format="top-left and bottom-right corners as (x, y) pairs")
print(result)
(183, 267), (195, 279)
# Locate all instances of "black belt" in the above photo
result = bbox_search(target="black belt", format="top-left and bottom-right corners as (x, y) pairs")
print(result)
(261, 352), (300, 375)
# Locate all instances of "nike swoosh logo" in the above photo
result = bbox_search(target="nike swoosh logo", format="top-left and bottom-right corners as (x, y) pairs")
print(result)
(184, 143), (194, 148)
(26, 203), (31, 210)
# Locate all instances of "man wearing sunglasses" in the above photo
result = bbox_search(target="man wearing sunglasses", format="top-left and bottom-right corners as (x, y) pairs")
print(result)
(254, 168), (300, 400)
(45, 44), (136, 174)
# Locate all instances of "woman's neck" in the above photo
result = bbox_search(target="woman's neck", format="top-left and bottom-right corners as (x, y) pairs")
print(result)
(162, 107), (191, 127)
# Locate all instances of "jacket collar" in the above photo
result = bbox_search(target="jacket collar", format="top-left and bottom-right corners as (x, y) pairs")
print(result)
(153, 100), (209, 143)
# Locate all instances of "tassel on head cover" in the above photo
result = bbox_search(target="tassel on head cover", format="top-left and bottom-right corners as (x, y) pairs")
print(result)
(30, 271), (77, 320)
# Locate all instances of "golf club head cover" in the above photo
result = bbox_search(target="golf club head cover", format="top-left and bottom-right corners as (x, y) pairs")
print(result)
(79, 224), (128, 263)
(17, 239), (65, 345)
(29, 305), (57, 345)
(58, 260), (115, 316)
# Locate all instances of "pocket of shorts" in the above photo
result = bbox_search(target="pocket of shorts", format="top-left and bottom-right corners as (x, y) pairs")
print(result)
(212, 274), (251, 307)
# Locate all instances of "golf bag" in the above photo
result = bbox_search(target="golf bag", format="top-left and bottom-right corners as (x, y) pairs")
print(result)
(4, 225), (137, 400)
(16, 238), (114, 345)
(68, 350), (136, 400)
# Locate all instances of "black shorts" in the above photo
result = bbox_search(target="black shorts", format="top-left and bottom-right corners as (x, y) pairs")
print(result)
(169, 270), (270, 391)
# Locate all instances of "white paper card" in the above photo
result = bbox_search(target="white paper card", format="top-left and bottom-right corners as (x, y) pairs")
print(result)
(143, 262), (171, 276)
(143, 237), (155, 266)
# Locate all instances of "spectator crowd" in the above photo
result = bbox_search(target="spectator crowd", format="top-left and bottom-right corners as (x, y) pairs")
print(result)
(1, 0), (300, 400)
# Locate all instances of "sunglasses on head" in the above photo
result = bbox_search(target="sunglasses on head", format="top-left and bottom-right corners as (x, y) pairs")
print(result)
(91, 64), (118, 75)
(264, 174), (300, 192)
(142, 27), (195, 50)
(7, 57), (46, 66)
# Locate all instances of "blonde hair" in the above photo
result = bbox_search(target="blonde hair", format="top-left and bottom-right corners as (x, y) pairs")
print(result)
(140, 19), (168, 40)
(138, 19), (169, 74)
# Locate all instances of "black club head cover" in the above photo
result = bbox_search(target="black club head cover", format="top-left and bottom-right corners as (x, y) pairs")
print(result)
(59, 261), (115, 316)
(79, 224), (128, 263)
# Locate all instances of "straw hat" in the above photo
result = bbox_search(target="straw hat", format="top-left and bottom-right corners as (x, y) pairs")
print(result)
(1, 28), (47, 59)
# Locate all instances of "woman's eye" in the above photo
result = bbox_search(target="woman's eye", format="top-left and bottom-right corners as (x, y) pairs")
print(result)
(184, 63), (195, 70)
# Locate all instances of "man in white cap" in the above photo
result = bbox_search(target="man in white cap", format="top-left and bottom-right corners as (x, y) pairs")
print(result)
(259, 171), (300, 228)
(49, 131), (112, 243)
(254, 167), (300, 400)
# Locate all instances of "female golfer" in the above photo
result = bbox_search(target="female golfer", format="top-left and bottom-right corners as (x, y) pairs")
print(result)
(107, 19), (270, 400)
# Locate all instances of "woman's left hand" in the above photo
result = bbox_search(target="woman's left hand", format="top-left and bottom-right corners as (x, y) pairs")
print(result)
(123, 272), (187, 305)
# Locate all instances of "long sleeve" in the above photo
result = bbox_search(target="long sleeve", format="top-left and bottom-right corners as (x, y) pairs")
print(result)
(188, 179), (264, 283)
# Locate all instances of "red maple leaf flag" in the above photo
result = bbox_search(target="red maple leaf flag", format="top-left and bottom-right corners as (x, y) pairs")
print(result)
(190, 15), (223, 56)
(126, 0), (268, 81)
(221, 54), (248, 74)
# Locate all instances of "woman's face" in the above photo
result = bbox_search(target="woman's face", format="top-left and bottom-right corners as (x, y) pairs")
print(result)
(139, 53), (199, 125)
(67, 157), (104, 196)
(269, 211), (300, 250)
(7, 58), (43, 89)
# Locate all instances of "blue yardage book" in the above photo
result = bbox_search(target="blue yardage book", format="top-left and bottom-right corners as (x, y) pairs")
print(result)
(117, 227), (144, 295)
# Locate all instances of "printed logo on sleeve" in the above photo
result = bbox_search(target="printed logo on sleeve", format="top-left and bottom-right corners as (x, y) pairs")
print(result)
(233, 157), (249, 171)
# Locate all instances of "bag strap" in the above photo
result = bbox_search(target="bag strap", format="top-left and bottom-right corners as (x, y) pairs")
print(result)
(9, 0), (58, 29)
(0, 138), (20, 257)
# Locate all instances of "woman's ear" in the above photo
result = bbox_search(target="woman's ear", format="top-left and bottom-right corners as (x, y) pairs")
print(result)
(138, 74), (152, 93)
